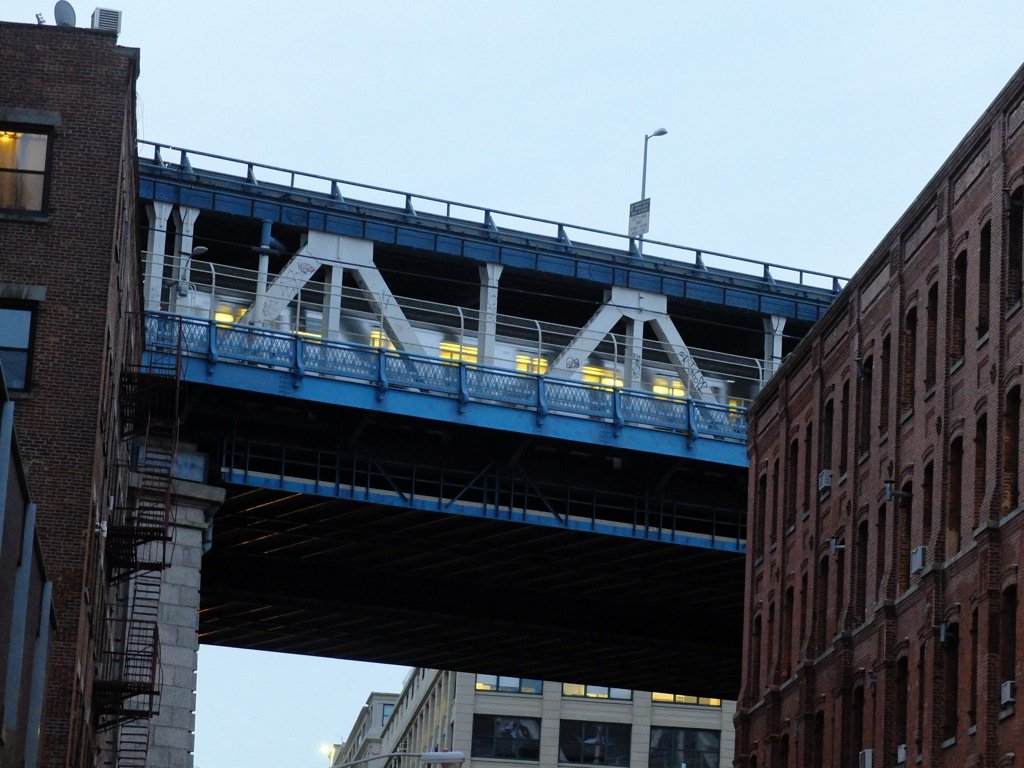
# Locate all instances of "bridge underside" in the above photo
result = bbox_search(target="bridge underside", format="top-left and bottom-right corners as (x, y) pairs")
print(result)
(183, 382), (746, 697)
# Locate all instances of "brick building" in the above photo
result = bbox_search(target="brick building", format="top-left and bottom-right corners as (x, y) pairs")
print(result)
(0, 20), (146, 768)
(736, 62), (1024, 767)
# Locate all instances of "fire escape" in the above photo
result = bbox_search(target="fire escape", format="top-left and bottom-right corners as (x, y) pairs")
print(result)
(94, 326), (182, 768)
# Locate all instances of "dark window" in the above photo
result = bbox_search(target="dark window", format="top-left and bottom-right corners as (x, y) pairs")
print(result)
(803, 422), (813, 512)
(839, 380), (850, 475)
(857, 356), (872, 456)
(822, 399), (834, 472)
(472, 715), (541, 761)
(475, 675), (542, 694)
(902, 307), (918, 414)
(781, 586), (793, 678)
(0, 304), (35, 390)
(974, 415), (987, 526)
(948, 438), (964, 558)
(0, 129), (51, 213)
(895, 656), (909, 749)
(1005, 387), (1020, 512)
(879, 334), (891, 436)
(786, 438), (798, 529)
(381, 702), (394, 725)
(952, 252), (967, 362)
(559, 720), (631, 766)
(1001, 587), (1017, 689)
(979, 221), (992, 337)
(926, 282), (938, 387)
(754, 472), (767, 558)
(1009, 187), (1023, 307)
(854, 520), (869, 623)
(649, 727), (720, 768)
(943, 623), (960, 741)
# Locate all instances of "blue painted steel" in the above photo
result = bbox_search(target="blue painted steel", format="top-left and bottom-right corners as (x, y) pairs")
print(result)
(145, 312), (748, 466)
(137, 142), (845, 323)
(221, 466), (745, 554)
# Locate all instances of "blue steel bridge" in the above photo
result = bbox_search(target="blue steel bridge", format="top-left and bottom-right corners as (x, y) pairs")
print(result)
(137, 141), (842, 698)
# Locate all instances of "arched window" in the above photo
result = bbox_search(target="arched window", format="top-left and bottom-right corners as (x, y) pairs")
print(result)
(1009, 187), (1023, 307)
(1004, 386), (1020, 512)
(854, 519), (869, 623)
(952, 251), (967, 363)
(880, 333), (892, 436)
(1001, 586), (1017, 691)
(902, 307), (918, 414)
(895, 656), (909, 750)
(926, 282), (938, 387)
(943, 623), (960, 741)
(948, 438), (964, 558)
(816, 556), (830, 651)
(857, 355), (873, 457)
(840, 380), (850, 475)
(978, 221), (992, 338)
(781, 586), (794, 679)
(974, 414), (988, 526)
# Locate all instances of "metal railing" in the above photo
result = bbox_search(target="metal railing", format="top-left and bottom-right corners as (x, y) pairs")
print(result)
(146, 312), (748, 444)
(138, 140), (849, 293)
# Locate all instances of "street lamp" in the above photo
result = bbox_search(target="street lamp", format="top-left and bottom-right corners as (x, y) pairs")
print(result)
(638, 128), (667, 256)
(329, 751), (466, 768)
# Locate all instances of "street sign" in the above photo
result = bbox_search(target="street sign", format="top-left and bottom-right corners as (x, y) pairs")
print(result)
(628, 198), (650, 238)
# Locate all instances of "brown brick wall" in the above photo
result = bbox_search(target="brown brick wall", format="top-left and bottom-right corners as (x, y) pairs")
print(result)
(738, 62), (1024, 767)
(0, 22), (140, 768)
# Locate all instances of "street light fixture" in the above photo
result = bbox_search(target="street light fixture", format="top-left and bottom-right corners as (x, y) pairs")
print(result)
(638, 128), (667, 256)
(329, 751), (466, 768)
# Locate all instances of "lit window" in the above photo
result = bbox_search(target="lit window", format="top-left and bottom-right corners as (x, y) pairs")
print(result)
(475, 675), (542, 694)
(370, 329), (395, 350)
(581, 365), (622, 389)
(652, 377), (685, 398)
(0, 129), (51, 213)
(0, 305), (35, 390)
(651, 692), (722, 707)
(563, 683), (631, 700)
(515, 354), (548, 374)
(439, 341), (477, 363)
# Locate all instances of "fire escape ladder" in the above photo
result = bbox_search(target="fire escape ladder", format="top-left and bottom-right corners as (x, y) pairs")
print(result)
(97, 317), (183, 768)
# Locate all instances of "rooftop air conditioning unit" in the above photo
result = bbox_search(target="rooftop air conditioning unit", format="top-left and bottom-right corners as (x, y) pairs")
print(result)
(1002, 679), (1016, 706)
(910, 546), (926, 574)
(90, 7), (121, 34)
(859, 748), (874, 768)
(896, 743), (907, 764)
(818, 469), (833, 491)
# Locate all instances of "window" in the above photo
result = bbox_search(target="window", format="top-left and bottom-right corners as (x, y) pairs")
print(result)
(649, 727), (720, 768)
(879, 333), (891, 436)
(943, 623), (960, 741)
(902, 307), (918, 414)
(979, 221), (992, 338)
(651, 692), (721, 707)
(475, 675), (542, 694)
(854, 520), (869, 623)
(948, 438), (964, 558)
(381, 702), (394, 726)
(974, 415), (987, 527)
(754, 472), (767, 558)
(472, 715), (541, 761)
(1009, 187), (1024, 307)
(857, 356), (872, 456)
(1005, 387), (1020, 513)
(0, 304), (35, 390)
(559, 720), (631, 766)
(822, 399), (834, 474)
(895, 657), (909, 752)
(562, 684), (631, 700)
(1001, 587), (1017, 692)
(786, 438), (798, 529)
(0, 128), (51, 213)
(926, 282), (938, 387)
(839, 380), (850, 475)
(952, 251), (967, 362)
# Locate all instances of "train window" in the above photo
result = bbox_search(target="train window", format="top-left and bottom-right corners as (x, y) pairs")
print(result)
(440, 341), (478, 363)
(652, 377), (686, 398)
(515, 354), (548, 374)
(370, 329), (395, 350)
(582, 365), (622, 389)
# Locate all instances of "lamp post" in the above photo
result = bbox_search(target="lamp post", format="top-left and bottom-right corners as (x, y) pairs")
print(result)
(638, 127), (667, 257)
(328, 750), (466, 768)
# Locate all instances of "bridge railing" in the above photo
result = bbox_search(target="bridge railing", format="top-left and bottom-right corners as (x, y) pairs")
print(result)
(145, 312), (748, 444)
(138, 140), (848, 292)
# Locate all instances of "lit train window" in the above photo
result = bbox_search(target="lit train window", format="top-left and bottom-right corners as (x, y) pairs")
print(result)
(581, 365), (622, 389)
(439, 341), (477, 363)
(515, 354), (548, 374)
(652, 377), (686, 398)
(370, 329), (395, 350)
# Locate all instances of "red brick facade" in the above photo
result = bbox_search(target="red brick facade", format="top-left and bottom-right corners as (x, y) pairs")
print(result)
(0, 22), (140, 768)
(737, 62), (1024, 768)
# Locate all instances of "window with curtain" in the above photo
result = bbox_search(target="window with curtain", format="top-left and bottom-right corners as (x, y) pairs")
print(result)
(0, 129), (50, 212)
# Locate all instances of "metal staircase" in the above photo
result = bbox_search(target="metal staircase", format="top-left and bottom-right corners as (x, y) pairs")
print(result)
(95, 324), (182, 767)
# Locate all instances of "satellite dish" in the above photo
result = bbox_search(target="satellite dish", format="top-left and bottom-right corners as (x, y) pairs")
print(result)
(54, 1), (76, 27)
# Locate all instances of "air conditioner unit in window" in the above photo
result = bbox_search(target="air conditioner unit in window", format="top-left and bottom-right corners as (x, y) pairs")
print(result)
(1002, 679), (1016, 706)
(818, 469), (832, 491)
(90, 7), (121, 35)
(858, 748), (874, 768)
(896, 743), (907, 764)
(910, 546), (926, 574)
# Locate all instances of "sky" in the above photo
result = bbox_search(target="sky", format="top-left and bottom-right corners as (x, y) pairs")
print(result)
(7, 1), (1024, 766)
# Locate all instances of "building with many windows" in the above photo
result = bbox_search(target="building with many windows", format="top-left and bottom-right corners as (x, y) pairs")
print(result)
(334, 669), (734, 768)
(736, 62), (1024, 767)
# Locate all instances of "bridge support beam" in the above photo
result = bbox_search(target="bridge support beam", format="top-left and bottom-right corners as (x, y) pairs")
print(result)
(170, 206), (201, 315)
(762, 314), (787, 383)
(477, 264), (503, 366)
(144, 201), (174, 311)
(147, 474), (224, 768)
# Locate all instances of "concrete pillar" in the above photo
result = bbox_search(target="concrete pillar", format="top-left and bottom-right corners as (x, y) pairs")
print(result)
(762, 315), (787, 383)
(147, 473), (224, 768)
(144, 201), (173, 311)
(477, 264), (503, 366)
(171, 207), (201, 314)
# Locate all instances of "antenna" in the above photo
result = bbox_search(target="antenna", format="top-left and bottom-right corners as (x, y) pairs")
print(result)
(54, 1), (76, 26)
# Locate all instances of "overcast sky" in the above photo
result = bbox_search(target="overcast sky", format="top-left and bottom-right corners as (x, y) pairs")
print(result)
(8, 2), (1024, 767)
